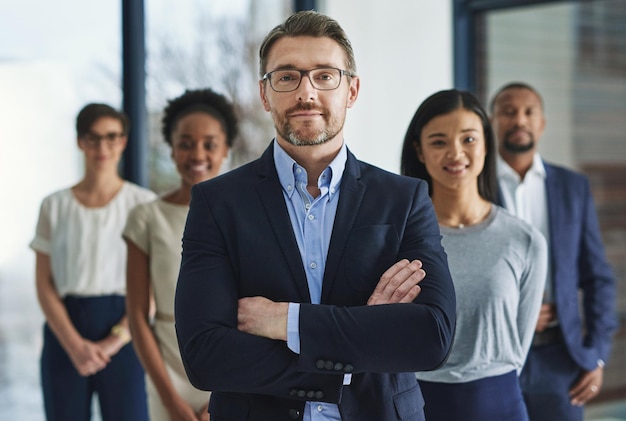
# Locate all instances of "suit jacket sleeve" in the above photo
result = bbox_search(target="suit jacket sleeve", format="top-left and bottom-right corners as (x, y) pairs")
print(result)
(578, 176), (618, 365)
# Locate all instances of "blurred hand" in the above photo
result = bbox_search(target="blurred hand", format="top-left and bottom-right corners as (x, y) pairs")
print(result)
(535, 304), (556, 332)
(570, 366), (603, 406)
(197, 401), (210, 421)
(67, 339), (110, 376)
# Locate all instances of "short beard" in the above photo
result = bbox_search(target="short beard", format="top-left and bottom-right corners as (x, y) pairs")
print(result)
(283, 126), (331, 146)
(502, 131), (535, 154)
(273, 104), (342, 147)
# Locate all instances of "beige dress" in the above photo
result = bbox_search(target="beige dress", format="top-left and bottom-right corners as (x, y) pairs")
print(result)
(123, 198), (209, 420)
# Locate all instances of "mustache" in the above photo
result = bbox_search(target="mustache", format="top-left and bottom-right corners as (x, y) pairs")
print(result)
(505, 127), (531, 138)
(286, 103), (326, 115)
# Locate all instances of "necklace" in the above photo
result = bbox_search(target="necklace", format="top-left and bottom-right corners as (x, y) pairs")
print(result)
(440, 204), (492, 229)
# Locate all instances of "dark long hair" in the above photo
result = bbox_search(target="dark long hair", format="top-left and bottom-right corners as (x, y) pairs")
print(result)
(400, 89), (497, 202)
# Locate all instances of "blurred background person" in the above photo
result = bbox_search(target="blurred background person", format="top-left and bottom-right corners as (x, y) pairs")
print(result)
(401, 89), (547, 421)
(490, 82), (618, 421)
(123, 89), (238, 421)
(30, 103), (155, 420)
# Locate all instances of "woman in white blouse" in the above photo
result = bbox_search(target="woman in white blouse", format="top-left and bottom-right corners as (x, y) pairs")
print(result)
(123, 89), (238, 421)
(30, 103), (156, 421)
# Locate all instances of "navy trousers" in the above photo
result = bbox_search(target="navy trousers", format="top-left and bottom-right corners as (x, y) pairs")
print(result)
(418, 370), (529, 421)
(520, 341), (584, 421)
(41, 295), (148, 421)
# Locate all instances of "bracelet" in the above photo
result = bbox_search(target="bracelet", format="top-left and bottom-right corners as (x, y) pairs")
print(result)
(110, 324), (131, 344)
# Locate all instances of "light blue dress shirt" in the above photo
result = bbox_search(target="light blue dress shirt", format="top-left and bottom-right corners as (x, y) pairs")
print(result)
(273, 140), (347, 421)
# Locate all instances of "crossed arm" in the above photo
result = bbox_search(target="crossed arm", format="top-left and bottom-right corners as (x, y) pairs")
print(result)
(238, 259), (425, 341)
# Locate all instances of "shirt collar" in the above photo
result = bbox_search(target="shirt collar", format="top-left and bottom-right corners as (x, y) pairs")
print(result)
(496, 152), (545, 183)
(273, 139), (346, 200)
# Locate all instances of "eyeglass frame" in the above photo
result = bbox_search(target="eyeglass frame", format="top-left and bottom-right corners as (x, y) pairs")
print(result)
(262, 67), (355, 93)
(80, 131), (126, 148)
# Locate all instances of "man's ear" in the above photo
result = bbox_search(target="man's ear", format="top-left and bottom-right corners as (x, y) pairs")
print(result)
(259, 80), (271, 112)
(346, 76), (360, 109)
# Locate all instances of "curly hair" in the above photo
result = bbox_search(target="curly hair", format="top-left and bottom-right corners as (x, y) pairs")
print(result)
(161, 88), (238, 147)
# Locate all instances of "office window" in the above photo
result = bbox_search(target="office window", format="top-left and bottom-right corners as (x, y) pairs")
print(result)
(0, 2), (122, 419)
(145, 0), (290, 193)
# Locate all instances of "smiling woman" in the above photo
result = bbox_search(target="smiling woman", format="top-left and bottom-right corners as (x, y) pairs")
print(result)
(123, 88), (238, 421)
(401, 89), (548, 421)
(29, 103), (156, 421)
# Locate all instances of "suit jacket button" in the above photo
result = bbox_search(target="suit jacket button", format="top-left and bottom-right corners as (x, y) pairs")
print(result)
(316, 360), (326, 369)
(333, 362), (344, 371)
(344, 364), (354, 373)
(290, 389), (298, 397)
(306, 390), (315, 399)
(288, 408), (300, 419)
(297, 389), (307, 398)
(315, 391), (324, 399)
(324, 360), (334, 370)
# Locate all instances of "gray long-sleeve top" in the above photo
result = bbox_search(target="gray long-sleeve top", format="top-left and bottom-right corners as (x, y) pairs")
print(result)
(417, 205), (547, 383)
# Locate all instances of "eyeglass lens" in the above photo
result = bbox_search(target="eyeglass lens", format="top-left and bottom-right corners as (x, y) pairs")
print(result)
(83, 132), (123, 145)
(269, 68), (343, 92)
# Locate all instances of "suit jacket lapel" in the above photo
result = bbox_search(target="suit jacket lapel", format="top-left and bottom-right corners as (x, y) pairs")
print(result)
(255, 145), (312, 303)
(544, 163), (561, 293)
(321, 151), (365, 303)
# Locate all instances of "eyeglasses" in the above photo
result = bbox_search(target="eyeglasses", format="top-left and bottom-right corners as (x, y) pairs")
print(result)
(262, 67), (353, 92)
(81, 132), (125, 147)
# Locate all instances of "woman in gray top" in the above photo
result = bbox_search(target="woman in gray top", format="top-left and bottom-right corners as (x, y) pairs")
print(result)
(400, 89), (547, 421)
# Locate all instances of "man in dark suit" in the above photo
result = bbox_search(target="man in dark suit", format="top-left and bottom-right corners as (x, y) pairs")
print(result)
(174, 10), (456, 421)
(490, 82), (618, 421)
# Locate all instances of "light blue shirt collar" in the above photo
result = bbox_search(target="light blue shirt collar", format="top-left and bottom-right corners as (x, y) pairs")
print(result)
(273, 139), (347, 201)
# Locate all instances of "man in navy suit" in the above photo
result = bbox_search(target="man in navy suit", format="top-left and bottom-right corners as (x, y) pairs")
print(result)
(490, 82), (618, 421)
(174, 10), (456, 421)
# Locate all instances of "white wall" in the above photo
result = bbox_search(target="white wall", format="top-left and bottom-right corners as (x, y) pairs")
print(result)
(322, 1), (453, 173)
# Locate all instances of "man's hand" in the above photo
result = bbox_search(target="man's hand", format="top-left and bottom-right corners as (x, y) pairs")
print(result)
(367, 259), (425, 305)
(238, 296), (289, 341)
(535, 303), (556, 332)
(570, 366), (603, 406)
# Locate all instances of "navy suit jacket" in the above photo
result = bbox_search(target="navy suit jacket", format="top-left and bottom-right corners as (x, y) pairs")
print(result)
(499, 160), (617, 371)
(175, 144), (456, 421)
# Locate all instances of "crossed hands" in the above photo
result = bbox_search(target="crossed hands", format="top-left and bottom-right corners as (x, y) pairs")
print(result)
(67, 333), (129, 377)
(237, 259), (425, 340)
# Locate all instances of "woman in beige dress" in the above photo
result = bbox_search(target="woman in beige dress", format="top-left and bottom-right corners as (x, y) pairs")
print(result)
(123, 89), (238, 421)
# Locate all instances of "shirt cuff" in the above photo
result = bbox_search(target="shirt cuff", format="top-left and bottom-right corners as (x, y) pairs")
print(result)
(287, 302), (300, 354)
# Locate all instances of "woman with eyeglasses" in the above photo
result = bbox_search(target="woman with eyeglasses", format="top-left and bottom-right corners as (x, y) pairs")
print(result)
(123, 89), (238, 421)
(400, 90), (547, 421)
(30, 103), (155, 421)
